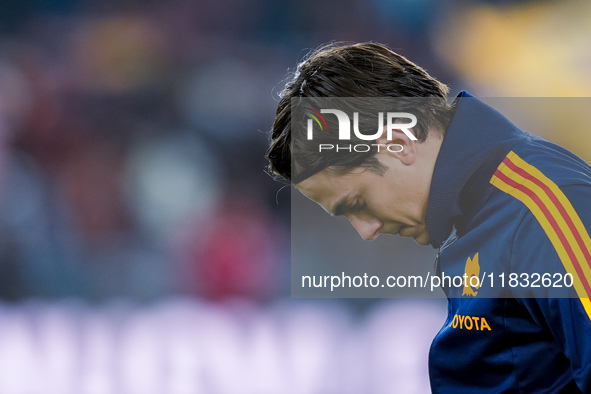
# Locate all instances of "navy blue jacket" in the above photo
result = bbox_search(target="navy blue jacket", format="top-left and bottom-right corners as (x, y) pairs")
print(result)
(427, 93), (591, 393)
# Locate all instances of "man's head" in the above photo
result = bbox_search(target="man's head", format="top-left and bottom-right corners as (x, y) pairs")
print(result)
(266, 42), (454, 244)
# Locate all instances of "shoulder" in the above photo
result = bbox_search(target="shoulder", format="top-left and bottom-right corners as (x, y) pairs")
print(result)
(505, 138), (591, 187)
(489, 139), (591, 226)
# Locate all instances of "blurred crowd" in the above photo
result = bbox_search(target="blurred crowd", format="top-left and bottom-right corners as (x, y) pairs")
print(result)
(0, 0), (302, 301)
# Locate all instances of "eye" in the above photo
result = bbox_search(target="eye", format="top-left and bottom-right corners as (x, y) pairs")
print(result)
(349, 200), (365, 213)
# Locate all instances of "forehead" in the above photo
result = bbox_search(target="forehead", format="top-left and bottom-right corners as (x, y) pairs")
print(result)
(296, 169), (366, 212)
(297, 170), (344, 201)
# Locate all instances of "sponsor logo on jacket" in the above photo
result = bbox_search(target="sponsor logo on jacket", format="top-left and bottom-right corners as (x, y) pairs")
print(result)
(451, 314), (492, 331)
(462, 252), (480, 297)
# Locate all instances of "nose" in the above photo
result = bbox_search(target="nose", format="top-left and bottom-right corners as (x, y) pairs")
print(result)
(348, 215), (382, 241)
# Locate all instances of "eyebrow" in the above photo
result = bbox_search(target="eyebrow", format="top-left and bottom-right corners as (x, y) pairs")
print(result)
(329, 193), (355, 216)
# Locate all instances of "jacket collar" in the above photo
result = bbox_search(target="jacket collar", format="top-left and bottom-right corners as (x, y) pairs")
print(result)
(426, 92), (527, 248)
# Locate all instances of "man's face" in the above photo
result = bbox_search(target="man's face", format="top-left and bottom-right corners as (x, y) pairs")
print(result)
(296, 148), (436, 245)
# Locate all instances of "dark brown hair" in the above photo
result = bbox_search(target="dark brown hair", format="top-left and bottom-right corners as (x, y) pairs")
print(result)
(266, 42), (453, 183)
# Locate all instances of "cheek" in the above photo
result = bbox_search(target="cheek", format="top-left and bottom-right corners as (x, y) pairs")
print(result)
(374, 191), (403, 214)
(367, 200), (398, 221)
(397, 191), (422, 216)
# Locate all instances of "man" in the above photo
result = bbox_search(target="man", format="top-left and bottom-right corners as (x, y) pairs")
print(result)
(266, 42), (591, 392)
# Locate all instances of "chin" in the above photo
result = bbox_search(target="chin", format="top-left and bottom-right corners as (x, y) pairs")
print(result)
(413, 232), (431, 246)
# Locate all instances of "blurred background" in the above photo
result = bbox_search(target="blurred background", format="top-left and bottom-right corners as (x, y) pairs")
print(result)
(0, 0), (589, 392)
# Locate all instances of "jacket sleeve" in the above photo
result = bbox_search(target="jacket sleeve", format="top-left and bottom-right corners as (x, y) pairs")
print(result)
(510, 184), (591, 392)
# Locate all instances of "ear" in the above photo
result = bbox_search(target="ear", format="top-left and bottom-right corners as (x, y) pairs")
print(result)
(375, 124), (417, 165)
